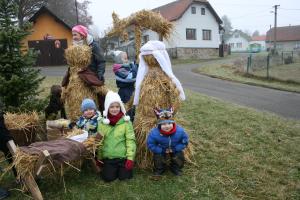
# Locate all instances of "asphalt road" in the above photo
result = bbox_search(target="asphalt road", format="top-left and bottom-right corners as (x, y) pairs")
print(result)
(39, 62), (300, 120)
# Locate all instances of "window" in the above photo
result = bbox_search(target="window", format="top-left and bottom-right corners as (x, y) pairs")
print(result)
(202, 29), (211, 40)
(143, 35), (149, 43)
(191, 6), (196, 14)
(186, 28), (197, 40)
(236, 43), (242, 48)
(201, 8), (205, 15)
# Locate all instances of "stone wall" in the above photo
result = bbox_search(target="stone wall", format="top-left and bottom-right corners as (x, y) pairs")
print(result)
(168, 47), (219, 59)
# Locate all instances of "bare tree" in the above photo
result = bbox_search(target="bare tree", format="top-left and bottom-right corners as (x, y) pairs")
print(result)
(252, 30), (260, 37)
(221, 15), (233, 42)
(15, 0), (93, 28)
(15, 0), (46, 27)
(46, 0), (92, 27)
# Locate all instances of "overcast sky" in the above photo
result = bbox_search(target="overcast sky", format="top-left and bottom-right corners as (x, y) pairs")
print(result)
(85, 0), (300, 36)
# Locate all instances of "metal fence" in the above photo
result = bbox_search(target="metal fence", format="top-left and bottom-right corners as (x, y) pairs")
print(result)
(234, 51), (300, 80)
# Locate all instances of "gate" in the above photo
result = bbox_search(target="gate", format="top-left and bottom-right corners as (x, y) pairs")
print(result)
(28, 39), (68, 66)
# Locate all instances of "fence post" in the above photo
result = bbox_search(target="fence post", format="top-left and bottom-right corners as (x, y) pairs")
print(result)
(281, 52), (284, 64)
(292, 51), (294, 62)
(267, 55), (270, 79)
(247, 56), (250, 74)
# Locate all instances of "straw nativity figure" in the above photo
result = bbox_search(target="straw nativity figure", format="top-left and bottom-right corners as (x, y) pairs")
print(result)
(133, 40), (187, 169)
(62, 45), (108, 122)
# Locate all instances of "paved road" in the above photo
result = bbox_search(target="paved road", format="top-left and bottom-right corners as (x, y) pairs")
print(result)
(39, 62), (300, 120)
(173, 62), (300, 120)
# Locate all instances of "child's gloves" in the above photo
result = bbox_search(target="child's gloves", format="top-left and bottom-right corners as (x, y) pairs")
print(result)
(95, 133), (103, 142)
(125, 159), (134, 171)
(95, 158), (103, 167)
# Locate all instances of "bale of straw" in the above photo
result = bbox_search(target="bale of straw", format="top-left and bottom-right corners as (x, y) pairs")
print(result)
(63, 45), (104, 122)
(4, 112), (40, 146)
(133, 55), (193, 169)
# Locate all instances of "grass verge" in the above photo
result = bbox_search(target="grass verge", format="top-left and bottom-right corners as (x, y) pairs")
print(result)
(1, 88), (300, 199)
(194, 63), (300, 93)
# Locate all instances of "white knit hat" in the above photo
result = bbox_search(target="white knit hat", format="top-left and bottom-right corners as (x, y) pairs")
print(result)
(102, 91), (130, 124)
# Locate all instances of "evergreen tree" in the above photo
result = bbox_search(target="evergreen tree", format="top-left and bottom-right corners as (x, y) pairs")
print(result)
(0, 0), (45, 111)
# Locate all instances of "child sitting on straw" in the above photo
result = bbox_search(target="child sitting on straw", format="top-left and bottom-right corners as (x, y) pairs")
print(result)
(70, 98), (101, 136)
(147, 107), (189, 177)
(97, 91), (136, 182)
(112, 51), (138, 103)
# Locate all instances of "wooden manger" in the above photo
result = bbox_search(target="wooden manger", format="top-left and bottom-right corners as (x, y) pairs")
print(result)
(6, 128), (101, 200)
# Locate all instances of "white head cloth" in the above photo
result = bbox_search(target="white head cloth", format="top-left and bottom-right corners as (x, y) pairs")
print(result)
(133, 40), (185, 105)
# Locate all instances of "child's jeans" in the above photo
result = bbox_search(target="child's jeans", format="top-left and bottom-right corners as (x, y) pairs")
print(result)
(153, 151), (184, 175)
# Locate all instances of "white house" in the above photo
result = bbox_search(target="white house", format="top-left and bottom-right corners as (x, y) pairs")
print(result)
(226, 30), (250, 52)
(145, 0), (223, 59)
(116, 0), (223, 59)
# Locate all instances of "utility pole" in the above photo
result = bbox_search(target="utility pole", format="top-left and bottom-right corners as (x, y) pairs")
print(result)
(75, 0), (79, 24)
(273, 5), (280, 52)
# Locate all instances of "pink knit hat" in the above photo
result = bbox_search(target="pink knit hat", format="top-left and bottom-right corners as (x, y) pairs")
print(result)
(72, 25), (88, 37)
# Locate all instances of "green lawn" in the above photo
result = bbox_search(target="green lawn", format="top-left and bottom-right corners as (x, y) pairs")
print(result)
(195, 61), (300, 93)
(2, 86), (300, 199)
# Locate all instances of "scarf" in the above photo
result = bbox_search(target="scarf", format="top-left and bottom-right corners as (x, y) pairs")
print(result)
(159, 123), (177, 136)
(107, 111), (124, 126)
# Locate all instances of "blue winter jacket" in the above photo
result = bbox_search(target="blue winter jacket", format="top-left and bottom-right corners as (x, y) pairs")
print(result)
(147, 125), (189, 154)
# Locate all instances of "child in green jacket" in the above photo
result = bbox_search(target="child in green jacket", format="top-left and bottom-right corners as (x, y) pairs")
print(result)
(97, 91), (136, 182)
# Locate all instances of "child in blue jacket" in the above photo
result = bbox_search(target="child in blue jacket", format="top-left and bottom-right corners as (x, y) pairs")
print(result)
(147, 107), (189, 176)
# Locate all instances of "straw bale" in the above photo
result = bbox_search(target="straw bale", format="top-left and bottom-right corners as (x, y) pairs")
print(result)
(4, 111), (39, 130)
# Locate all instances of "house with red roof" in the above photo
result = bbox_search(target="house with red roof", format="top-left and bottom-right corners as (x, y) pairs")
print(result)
(116, 0), (223, 59)
(147, 0), (223, 59)
(266, 25), (300, 51)
(249, 35), (266, 52)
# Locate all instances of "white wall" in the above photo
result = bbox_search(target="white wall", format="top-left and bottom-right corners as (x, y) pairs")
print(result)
(227, 35), (249, 52)
(164, 3), (220, 48)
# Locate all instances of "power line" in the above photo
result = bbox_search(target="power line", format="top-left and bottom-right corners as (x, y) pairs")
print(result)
(279, 8), (300, 11)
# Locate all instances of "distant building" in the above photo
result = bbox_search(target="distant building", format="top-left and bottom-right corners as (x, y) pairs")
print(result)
(226, 30), (251, 52)
(22, 6), (72, 66)
(266, 25), (300, 51)
(249, 35), (266, 52)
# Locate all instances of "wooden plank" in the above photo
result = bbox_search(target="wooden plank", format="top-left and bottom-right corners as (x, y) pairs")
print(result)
(35, 150), (50, 177)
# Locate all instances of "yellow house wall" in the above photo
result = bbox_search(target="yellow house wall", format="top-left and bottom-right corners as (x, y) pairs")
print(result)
(22, 12), (72, 49)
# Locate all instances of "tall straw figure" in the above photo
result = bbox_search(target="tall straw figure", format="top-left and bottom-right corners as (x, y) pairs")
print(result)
(133, 41), (187, 169)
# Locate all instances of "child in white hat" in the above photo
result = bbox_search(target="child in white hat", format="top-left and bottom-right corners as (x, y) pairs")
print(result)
(97, 91), (136, 182)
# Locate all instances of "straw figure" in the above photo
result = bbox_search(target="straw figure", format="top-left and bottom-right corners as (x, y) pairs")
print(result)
(107, 10), (173, 61)
(62, 45), (108, 122)
(133, 41), (191, 169)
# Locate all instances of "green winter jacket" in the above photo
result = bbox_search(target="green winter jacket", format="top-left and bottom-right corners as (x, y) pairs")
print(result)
(97, 117), (136, 161)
